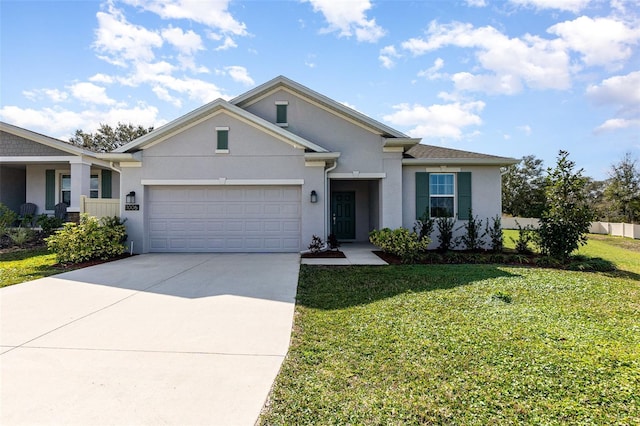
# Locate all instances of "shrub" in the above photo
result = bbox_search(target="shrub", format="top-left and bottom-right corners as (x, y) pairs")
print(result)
(0, 203), (17, 235)
(369, 228), (430, 264)
(413, 211), (435, 241)
(8, 228), (35, 247)
(435, 216), (456, 251)
(308, 235), (324, 253)
(538, 150), (595, 262)
(327, 233), (340, 250)
(46, 214), (127, 264)
(456, 209), (485, 251)
(486, 215), (503, 252)
(36, 215), (64, 236)
(511, 221), (536, 254)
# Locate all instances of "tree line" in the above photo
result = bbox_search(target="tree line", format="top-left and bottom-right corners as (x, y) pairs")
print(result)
(503, 152), (640, 224)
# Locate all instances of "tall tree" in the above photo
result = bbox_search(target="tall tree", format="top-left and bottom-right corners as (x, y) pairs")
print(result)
(604, 152), (640, 223)
(501, 155), (546, 217)
(69, 122), (153, 152)
(538, 150), (595, 261)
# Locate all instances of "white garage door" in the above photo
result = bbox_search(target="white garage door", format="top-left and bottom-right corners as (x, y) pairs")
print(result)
(147, 186), (301, 252)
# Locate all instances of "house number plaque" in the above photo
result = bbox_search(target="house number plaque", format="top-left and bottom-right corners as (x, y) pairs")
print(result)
(125, 204), (140, 211)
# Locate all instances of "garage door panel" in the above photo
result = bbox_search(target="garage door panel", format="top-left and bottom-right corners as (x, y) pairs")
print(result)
(147, 186), (301, 252)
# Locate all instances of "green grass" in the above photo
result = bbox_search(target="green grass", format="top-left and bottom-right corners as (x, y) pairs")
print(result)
(0, 247), (60, 287)
(261, 236), (640, 425)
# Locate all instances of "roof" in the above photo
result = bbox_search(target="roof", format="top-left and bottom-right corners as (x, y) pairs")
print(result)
(115, 98), (329, 154)
(404, 144), (518, 166)
(0, 121), (95, 157)
(231, 75), (410, 139)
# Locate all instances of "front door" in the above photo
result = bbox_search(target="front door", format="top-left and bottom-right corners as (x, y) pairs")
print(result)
(331, 191), (355, 240)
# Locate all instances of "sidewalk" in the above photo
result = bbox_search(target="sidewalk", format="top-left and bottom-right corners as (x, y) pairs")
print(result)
(300, 243), (387, 265)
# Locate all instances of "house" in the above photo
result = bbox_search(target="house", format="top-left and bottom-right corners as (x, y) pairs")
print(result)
(104, 76), (516, 253)
(0, 122), (120, 220)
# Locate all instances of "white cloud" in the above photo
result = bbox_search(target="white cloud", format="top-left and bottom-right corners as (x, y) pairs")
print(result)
(383, 101), (485, 139)
(22, 88), (69, 103)
(508, 0), (591, 13)
(89, 73), (115, 84)
(0, 104), (161, 140)
(378, 45), (400, 68)
(304, 0), (386, 43)
(121, 0), (247, 36)
(69, 82), (116, 105)
(417, 58), (445, 80)
(586, 71), (640, 107)
(587, 71), (640, 133)
(548, 16), (640, 69)
(224, 66), (255, 86)
(401, 21), (571, 94)
(466, 0), (487, 6)
(595, 118), (640, 133)
(94, 4), (163, 67)
(214, 36), (238, 51)
(161, 26), (204, 56)
(518, 125), (532, 136)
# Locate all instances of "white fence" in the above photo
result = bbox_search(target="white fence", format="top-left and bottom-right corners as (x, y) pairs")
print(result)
(80, 196), (120, 219)
(502, 216), (640, 239)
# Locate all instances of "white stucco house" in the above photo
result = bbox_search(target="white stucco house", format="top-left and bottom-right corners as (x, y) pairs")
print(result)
(1, 76), (517, 252)
(106, 76), (516, 253)
(0, 121), (120, 219)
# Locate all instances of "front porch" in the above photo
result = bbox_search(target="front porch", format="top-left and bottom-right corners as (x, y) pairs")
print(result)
(329, 178), (381, 243)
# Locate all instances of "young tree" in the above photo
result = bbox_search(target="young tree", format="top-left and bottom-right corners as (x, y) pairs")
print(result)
(501, 155), (546, 217)
(69, 122), (153, 152)
(538, 150), (595, 261)
(604, 152), (640, 223)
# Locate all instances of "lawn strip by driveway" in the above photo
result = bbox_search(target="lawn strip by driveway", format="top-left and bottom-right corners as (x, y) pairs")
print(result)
(260, 262), (640, 425)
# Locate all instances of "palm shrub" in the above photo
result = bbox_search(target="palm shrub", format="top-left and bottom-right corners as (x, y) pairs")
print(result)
(0, 203), (17, 235)
(369, 228), (430, 264)
(435, 216), (456, 251)
(46, 214), (127, 264)
(510, 220), (536, 254)
(456, 209), (485, 251)
(413, 210), (435, 241)
(485, 215), (503, 252)
(538, 150), (595, 262)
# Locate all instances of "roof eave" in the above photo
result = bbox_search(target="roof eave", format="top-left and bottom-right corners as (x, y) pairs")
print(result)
(402, 157), (519, 166)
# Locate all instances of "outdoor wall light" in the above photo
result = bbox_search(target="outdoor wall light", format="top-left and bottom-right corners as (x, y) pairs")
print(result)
(310, 190), (318, 203)
(126, 191), (136, 204)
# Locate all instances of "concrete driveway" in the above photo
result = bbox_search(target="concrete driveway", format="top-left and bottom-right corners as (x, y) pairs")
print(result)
(1, 253), (300, 426)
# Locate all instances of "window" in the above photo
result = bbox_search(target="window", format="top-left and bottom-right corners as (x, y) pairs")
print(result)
(61, 175), (71, 206)
(216, 127), (229, 152)
(430, 174), (455, 217)
(275, 101), (288, 126)
(415, 172), (472, 220)
(90, 175), (99, 198)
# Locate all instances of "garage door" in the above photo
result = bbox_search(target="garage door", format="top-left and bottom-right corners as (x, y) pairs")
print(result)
(147, 186), (301, 252)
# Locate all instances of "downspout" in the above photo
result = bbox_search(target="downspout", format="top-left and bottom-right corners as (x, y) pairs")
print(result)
(324, 159), (338, 240)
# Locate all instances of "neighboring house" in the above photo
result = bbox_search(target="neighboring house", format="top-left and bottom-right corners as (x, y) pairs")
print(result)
(98, 75), (517, 253)
(0, 122), (120, 219)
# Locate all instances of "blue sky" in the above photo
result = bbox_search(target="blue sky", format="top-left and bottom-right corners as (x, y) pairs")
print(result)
(1, 0), (639, 180)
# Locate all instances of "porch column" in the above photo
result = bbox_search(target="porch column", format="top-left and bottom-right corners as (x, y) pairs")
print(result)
(69, 159), (91, 215)
(381, 155), (403, 229)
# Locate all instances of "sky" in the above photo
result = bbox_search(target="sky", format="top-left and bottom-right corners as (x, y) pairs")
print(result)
(1, 0), (639, 180)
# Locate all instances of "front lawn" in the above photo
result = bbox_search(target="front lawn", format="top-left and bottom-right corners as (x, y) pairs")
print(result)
(0, 247), (60, 288)
(260, 237), (640, 424)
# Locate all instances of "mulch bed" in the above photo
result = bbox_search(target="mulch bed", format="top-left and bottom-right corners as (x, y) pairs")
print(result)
(301, 250), (346, 259)
(53, 253), (135, 270)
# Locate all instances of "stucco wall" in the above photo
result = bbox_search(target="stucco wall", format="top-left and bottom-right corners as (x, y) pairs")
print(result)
(119, 112), (327, 253)
(402, 165), (503, 248)
(242, 89), (389, 175)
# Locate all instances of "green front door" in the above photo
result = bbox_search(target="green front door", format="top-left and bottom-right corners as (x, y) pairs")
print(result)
(331, 191), (355, 239)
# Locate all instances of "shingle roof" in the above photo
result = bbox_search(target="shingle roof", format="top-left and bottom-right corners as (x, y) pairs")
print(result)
(404, 144), (518, 165)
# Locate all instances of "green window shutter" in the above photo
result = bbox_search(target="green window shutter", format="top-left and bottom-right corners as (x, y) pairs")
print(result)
(415, 172), (430, 220)
(276, 104), (287, 124)
(45, 169), (55, 210)
(457, 172), (472, 220)
(217, 129), (228, 150)
(101, 169), (112, 199)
